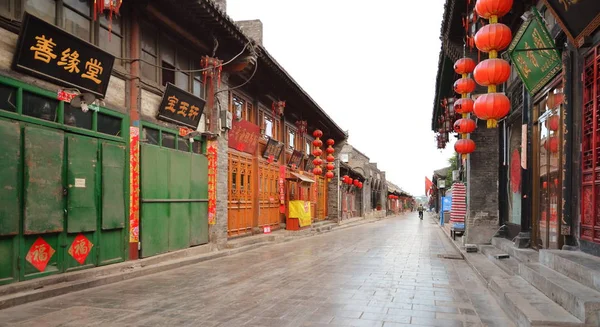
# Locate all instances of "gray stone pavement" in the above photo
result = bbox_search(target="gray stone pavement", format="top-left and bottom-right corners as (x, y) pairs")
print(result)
(0, 213), (514, 327)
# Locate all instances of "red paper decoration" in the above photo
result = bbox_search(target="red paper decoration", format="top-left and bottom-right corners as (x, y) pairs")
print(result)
(473, 59), (511, 86)
(473, 93), (510, 128)
(544, 136), (559, 153)
(546, 115), (559, 131)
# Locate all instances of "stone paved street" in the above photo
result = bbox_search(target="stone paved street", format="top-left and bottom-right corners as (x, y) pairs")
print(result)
(0, 214), (513, 327)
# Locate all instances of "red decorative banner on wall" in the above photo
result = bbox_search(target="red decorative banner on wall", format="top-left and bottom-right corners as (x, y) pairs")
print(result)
(279, 165), (286, 214)
(207, 141), (217, 225)
(228, 119), (260, 154)
(129, 126), (140, 243)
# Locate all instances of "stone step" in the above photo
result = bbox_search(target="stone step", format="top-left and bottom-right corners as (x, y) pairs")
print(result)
(540, 250), (600, 294)
(519, 263), (600, 325)
(489, 275), (584, 326)
(480, 245), (520, 275)
(492, 237), (539, 263)
(463, 252), (512, 284)
(225, 233), (280, 249)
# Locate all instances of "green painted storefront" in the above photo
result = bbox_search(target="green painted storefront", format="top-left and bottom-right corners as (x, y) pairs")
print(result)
(0, 75), (129, 285)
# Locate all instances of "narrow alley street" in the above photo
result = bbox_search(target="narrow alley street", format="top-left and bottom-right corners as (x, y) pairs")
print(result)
(0, 214), (512, 327)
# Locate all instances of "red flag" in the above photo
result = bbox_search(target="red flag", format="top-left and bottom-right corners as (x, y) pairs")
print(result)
(425, 177), (433, 195)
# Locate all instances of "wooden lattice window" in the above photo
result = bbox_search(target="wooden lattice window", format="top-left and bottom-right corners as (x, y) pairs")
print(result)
(581, 44), (600, 243)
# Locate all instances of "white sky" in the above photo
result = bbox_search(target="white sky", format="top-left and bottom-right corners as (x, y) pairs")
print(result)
(227, 0), (457, 196)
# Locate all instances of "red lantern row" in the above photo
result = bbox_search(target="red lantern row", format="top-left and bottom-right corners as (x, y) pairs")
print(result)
(341, 175), (363, 188)
(325, 139), (335, 181)
(312, 129), (323, 175)
(453, 56), (477, 159)
(388, 195), (399, 200)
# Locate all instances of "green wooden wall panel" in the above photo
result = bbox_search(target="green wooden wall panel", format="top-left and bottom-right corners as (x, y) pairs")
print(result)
(67, 135), (97, 233)
(168, 151), (191, 251)
(0, 237), (17, 285)
(101, 142), (126, 230)
(98, 229), (125, 265)
(0, 120), (21, 236)
(63, 232), (96, 271)
(22, 234), (61, 279)
(190, 154), (208, 246)
(140, 144), (169, 257)
(23, 126), (64, 234)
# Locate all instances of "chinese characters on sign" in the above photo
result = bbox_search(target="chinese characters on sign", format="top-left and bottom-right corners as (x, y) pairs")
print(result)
(26, 237), (56, 272)
(157, 83), (206, 129)
(542, 0), (600, 47)
(228, 119), (261, 154)
(263, 137), (284, 161)
(207, 141), (217, 225)
(67, 234), (93, 264)
(279, 165), (286, 214)
(129, 126), (140, 243)
(13, 13), (115, 97)
(288, 150), (303, 168)
(508, 8), (562, 95)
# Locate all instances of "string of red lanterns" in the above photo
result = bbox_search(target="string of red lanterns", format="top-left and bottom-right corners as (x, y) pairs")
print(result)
(473, 0), (513, 128)
(453, 57), (477, 159)
(312, 130), (323, 175)
(325, 139), (335, 180)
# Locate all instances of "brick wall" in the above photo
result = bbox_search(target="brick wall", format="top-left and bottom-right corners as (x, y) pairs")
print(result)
(465, 119), (500, 244)
(327, 140), (348, 221)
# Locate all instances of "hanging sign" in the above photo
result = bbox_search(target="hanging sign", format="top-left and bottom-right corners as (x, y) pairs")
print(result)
(288, 150), (303, 168)
(157, 83), (206, 129)
(13, 12), (115, 98)
(262, 137), (284, 160)
(305, 155), (316, 171)
(541, 0), (600, 47)
(207, 141), (217, 225)
(228, 119), (260, 154)
(129, 126), (140, 243)
(508, 8), (562, 95)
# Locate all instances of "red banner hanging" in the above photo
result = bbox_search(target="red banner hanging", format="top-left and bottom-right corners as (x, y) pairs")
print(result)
(129, 126), (140, 243)
(279, 165), (286, 214)
(207, 141), (218, 224)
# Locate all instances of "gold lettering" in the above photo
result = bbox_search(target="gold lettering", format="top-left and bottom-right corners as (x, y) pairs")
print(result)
(57, 48), (81, 73)
(516, 55), (532, 78)
(177, 101), (190, 117)
(165, 95), (178, 113)
(531, 28), (551, 57)
(81, 58), (103, 84)
(30, 35), (57, 63)
(188, 105), (200, 120)
(524, 42), (539, 68)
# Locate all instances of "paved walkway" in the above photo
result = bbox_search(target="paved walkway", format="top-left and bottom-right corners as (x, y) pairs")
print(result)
(0, 213), (513, 327)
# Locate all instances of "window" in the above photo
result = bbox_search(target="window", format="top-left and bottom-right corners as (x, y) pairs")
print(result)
(288, 128), (295, 150)
(97, 112), (122, 136)
(305, 139), (311, 154)
(99, 15), (123, 58)
(260, 108), (279, 141)
(22, 92), (58, 122)
(162, 132), (176, 149)
(143, 127), (159, 145)
(0, 84), (17, 113)
(230, 94), (254, 123)
(64, 102), (92, 129)
(141, 25), (158, 82)
(162, 61), (175, 86)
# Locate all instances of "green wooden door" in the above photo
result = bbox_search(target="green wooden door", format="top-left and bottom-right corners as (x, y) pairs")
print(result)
(140, 144), (208, 258)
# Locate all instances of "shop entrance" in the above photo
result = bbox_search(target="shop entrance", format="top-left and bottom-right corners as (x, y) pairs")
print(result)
(258, 162), (280, 230)
(0, 77), (129, 285)
(315, 176), (328, 220)
(533, 81), (564, 250)
(228, 152), (254, 236)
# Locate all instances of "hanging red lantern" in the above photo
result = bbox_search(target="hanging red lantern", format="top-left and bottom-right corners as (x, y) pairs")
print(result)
(454, 98), (474, 114)
(455, 139), (476, 157)
(554, 178), (559, 187)
(326, 147), (335, 154)
(543, 181), (548, 189)
(388, 195), (393, 199)
(342, 175), (349, 182)
(546, 115), (560, 131)
(546, 92), (565, 110)
(453, 118), (476, 134)
(313, 158), (323, 167)
(543, 136), (559, 153)
(454, 58), (476, 75)
(94, 0), (123, 41)
(313, 148), (323, 157)
(454, 78), (476, 94)
(353, 179), (359, 187)
(326, 163), (335, 171)
(475, 0), (513, 19)
(326, 156), (335, 164)
(313, 129), (323, 138)
(473, 59), (511, 86)
(325, 171), (334, 179)
(313, 167), (323, 175)
(326, 139), (335, 146)
(347, 178), (353, 185)
(474, 93), (510, 128)
(358, 182), (363, 189)
(474, 24), (512, 53)
(313, 139), (323, 147)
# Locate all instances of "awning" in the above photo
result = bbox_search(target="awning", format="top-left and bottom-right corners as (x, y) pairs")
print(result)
(287, 172), (315, 183)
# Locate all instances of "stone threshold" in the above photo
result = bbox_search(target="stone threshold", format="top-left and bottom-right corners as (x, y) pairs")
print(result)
(0, 214), (402, 311)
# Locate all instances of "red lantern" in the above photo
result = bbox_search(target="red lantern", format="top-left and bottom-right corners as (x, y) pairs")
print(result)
(313, 167), (323, 175)
(546, 92), (565, 110)
(358, 182), (363, 189)
(347, 177), (353, 185)
(454, 98), (474, 114)
(326, 154), (335, 163)
(312, 139), (323, 147)
(353, 179), (359, 187)
(544, 136), (559, 153)
(312, 129), (323, 138)
(342, 175), (349, 182)
(543, 181), (548, 189)
(326, 139), (335, 146)
(326, 147), (335, 154)
(546, 115), (559, 131)
(473, 59), (511, 86)
(388, 195), (393, 199)
(326, 163), (335, 171)
(453, 118), (476, 134)
(325, 171), (334, 179)
(454, 78), (476, 94)
(475, 24), (512, 53)
(554, 178), (559, 187)
(475, 0), (513, 19)
(313, 158), (323, 167)
(473, 93), (510, 128)
(313, 148), (323, 157)
(454, 58), (476, 75)
(454, 139), (476, 156)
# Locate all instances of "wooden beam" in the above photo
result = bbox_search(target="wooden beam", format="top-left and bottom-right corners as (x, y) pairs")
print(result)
(146, 4), (210, 53)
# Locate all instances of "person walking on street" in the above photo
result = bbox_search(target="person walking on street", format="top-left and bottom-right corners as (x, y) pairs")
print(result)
(417, 204), (424, 220)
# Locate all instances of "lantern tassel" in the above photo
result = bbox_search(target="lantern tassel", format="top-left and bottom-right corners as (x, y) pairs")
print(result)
(487, 119), (498, 129)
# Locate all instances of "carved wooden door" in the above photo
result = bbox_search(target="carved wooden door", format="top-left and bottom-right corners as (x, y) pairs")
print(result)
(228, 152), (254, 236)
(258, 162), (280, 230)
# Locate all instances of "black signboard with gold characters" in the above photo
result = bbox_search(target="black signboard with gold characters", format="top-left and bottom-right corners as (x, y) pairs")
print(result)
(13, 12), (115, 98)
(288, 150), (303, 168)
(157, 83), (206, 129)
(262, 137), (284, 161)
(542, 0), (600, 47)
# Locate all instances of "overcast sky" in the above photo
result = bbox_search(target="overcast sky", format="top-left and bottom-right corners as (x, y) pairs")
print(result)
(227, 0), (456, 196)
